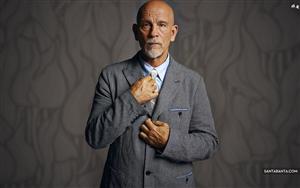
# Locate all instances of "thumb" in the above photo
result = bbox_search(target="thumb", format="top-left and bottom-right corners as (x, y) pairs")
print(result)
(153, 120), (166, 127)
(144, 75), (152, 80)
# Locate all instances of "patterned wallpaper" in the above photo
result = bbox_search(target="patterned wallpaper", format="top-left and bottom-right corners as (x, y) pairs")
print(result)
(0, 0), (299, 187)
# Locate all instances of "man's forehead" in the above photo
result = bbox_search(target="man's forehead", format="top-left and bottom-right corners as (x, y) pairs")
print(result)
(140, 9), (169, 19)
(139, 7), (172, 22)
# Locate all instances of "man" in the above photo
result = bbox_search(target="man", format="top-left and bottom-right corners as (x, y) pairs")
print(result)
(85, 1), (219, 187)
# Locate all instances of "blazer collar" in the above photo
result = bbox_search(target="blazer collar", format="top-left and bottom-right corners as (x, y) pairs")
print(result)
(122, 52), (144, 86)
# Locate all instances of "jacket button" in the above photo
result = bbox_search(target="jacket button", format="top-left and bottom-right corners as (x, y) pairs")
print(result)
(145, 170), (151, 176)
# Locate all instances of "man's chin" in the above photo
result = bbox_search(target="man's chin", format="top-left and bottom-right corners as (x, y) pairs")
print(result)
(143, 49), (163, 59)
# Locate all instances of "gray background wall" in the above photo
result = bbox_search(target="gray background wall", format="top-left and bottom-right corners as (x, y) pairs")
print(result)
(0, 0), (300, 187)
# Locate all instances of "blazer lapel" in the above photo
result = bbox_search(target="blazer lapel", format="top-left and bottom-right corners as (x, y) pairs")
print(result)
(122, 53), (144, 86)
(152, 57), (183, 120)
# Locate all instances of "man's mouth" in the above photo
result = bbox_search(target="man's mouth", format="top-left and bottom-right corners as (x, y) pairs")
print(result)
(147, 43), (162, 46)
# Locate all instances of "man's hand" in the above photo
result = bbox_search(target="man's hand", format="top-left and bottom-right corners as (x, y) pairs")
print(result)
(130, 76), (158, 104)
(139, 118), (170, 149)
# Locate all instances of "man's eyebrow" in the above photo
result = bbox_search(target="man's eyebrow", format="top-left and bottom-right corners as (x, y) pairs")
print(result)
(138, 20), (152, 25)
(157, 20), (168, 24)
(140, 19), (152, 22)
(139, 19), (170, 25)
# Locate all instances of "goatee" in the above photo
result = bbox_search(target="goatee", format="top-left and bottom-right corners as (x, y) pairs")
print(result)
(144, 48), (163, 59)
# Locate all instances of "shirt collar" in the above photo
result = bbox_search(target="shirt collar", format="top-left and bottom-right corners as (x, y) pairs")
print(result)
(139, 53), (170, 81)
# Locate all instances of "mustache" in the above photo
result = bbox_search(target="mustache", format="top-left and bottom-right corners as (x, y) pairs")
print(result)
(146, 39), (162, 46)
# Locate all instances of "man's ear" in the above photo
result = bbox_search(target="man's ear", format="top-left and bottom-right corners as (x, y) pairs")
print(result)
(132, 24), (138, 41)
(170, 24), (178, 42)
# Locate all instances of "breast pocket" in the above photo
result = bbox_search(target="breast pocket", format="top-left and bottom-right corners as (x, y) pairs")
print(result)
(158, 107), (191, 131)
(175, 170), (194, 186)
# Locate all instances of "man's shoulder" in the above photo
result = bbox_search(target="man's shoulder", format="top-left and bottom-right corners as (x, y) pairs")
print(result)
(101, 58), (132, 73)
(97, 57), (137, 82)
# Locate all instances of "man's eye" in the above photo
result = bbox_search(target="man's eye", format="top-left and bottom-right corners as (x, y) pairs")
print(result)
(159, 23), (167, 27)
(141, 23), (151, 30)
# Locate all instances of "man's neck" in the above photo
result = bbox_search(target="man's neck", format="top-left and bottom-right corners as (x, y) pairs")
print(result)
(141, 51), (169, 67)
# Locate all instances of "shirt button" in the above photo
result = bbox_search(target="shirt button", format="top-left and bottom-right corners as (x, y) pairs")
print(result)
(145, 170), (152, 176)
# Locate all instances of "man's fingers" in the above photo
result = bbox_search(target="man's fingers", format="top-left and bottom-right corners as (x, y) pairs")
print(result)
(140, 131), (157, 146)
(152, 90), (159, 97)
(140, 124), (150, 134)
(139, 132), (154, 145)
(144, 75), (152, 81)
(144, 118), (156, 130)
(139, 131), (148, 140)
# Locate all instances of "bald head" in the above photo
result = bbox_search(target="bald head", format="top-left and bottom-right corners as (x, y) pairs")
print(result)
(136, 0), (175, 25)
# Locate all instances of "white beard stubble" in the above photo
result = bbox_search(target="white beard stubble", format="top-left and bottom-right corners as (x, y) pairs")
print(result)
(144, 45), (163, 59)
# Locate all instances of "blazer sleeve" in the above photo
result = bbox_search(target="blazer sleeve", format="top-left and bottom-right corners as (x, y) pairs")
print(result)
(85, 68), (148, 149)
(157, 76), (219, 162)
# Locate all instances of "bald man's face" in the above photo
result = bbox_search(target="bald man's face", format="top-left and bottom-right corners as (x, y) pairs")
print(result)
(133, 2), (178, 59)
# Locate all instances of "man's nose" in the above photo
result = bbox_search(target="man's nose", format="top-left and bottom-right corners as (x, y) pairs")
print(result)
(149, 24), (159, 37)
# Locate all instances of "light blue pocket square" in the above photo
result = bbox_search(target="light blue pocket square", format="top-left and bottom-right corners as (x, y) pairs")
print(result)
(168, 108), (189, 112)
(175, 171), (193, 179)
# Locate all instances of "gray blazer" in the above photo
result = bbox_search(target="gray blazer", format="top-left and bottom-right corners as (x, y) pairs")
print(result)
(86, 52), (219, 188)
